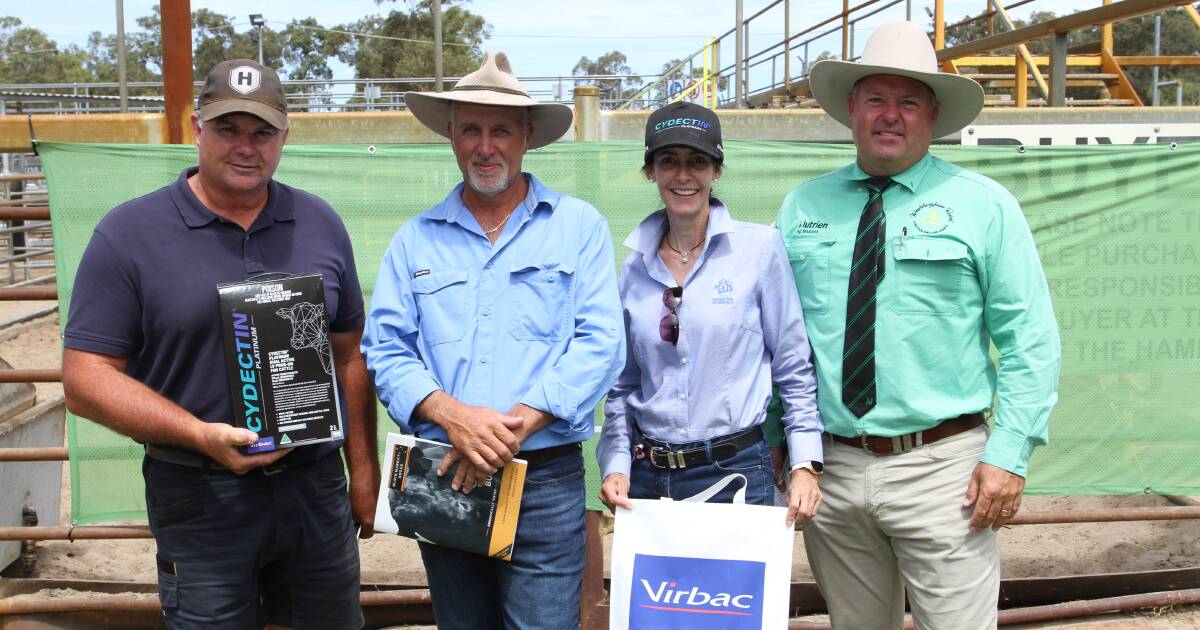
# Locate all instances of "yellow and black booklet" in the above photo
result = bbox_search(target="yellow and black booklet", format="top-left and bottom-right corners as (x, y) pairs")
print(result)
(374, 433), (526, 560)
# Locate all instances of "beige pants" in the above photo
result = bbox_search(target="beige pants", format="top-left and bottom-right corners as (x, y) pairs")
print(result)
(803, 425), (999, 630)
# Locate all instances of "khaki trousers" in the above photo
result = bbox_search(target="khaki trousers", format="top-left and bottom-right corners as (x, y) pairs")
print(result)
(803, 425), (999, 630)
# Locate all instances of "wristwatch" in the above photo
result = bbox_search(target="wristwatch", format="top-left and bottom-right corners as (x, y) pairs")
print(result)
(790, 461), (824, 475)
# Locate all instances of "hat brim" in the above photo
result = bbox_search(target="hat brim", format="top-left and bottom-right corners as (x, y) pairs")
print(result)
(809, 59), (984, 138)
(198, 98), (288, 130)
(404, 90), (573, 149)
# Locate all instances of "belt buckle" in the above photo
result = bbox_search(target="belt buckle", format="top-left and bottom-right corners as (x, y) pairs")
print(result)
(650, 447), (686, 469)
(261, 460), (287, 476)
(889, 433), (920, 454)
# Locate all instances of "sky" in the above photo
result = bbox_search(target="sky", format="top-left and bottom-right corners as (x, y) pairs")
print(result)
(7, 0), (1110, 81)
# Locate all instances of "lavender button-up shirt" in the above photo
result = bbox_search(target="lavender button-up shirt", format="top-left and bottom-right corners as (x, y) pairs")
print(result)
(597, 201), (823, 478)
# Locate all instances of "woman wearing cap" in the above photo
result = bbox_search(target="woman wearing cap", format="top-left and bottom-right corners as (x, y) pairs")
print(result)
(596, 101), (824, 525)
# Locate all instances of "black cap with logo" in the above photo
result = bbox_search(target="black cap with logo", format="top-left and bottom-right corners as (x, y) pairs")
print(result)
(197, 59), (288, 130)
(644, 101), (724, 166)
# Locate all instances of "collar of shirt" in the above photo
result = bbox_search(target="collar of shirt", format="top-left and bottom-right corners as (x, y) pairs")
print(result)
(846, 152), (934, 195)
(423, 173), (560, 237)
(623, 198), (737, 287)
(170, 166), (294, 231)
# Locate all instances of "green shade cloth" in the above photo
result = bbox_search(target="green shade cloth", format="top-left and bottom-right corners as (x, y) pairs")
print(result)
(42, 140), (1200, 524)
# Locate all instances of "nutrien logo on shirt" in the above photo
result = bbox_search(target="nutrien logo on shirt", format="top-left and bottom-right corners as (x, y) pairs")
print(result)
(794, 218), (830, 235)
(629, 554), (765, 629)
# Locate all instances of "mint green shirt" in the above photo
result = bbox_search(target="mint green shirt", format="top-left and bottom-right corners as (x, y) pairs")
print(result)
(776, 153), (1060, 477)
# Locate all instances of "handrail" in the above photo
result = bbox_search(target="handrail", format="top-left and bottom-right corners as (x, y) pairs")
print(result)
(990, 0), (1052, 99)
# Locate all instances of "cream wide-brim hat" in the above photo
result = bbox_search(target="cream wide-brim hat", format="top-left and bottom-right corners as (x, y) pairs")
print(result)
(809, 21), (984, 138)
(405, 51), (573, 150)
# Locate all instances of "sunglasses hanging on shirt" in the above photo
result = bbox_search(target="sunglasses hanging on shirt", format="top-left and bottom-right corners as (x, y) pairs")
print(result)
(659, 286), (683, 345)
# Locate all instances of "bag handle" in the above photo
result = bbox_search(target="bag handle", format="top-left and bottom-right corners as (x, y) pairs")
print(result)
(680, 473), (747, 504)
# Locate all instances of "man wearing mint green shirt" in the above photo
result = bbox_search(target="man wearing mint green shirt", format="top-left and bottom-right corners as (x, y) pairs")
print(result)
(777, 23), (1060, 629)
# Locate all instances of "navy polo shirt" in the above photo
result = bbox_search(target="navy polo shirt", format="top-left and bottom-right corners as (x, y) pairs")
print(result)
(64, 167), (364, 456)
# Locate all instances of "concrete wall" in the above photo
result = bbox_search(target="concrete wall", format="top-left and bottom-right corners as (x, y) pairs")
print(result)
(3, 106), (1199, 151)
(0, 395), (65, 572)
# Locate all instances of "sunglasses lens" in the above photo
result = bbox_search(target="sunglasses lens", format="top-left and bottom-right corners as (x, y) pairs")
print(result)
(659, 312), (679, 344)
(662, 286), (683, 309)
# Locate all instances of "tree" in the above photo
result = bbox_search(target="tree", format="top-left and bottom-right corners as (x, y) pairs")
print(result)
(335, 0), (489, 91)
(573, 50), (641, 108)
(1113, 8), (1200, 105)
(0, 16), (92, 84)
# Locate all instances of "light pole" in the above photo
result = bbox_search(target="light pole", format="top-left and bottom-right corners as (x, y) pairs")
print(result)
(249, 14), (265, 64)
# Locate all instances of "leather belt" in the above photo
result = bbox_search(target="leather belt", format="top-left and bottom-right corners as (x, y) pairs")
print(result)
(145, 444), (290, 475)
(829, 413), (985, 455)
(640, 425), (763, 470)
(518, 442), (581, 467)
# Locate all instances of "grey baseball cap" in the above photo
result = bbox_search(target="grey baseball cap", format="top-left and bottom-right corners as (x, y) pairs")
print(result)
(197, 59), (288, 130)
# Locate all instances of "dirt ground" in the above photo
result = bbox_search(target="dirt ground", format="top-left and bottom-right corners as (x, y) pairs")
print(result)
(3, 304), (1200, 627)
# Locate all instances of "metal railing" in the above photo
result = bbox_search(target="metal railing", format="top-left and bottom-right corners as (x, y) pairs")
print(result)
(0, 74), (659, 115)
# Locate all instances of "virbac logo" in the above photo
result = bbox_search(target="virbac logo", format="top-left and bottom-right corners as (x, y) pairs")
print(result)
(629, 554), (765, 629)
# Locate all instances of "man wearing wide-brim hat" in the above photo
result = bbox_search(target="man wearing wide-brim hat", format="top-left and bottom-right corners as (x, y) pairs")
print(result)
(362, 51), (625, 629)
(776, 21), (1060, 629)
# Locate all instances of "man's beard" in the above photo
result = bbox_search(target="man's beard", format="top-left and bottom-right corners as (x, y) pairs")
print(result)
(466, 158), (512, 196)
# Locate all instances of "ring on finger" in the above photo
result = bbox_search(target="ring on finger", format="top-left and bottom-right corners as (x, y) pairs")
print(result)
(999, 508), (1013, 516)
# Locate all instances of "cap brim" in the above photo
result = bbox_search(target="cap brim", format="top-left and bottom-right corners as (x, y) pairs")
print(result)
(404, 91), (573, 149)
(644, 140), (724, 163)
(198, 98), (288, 130)
(809, 59), (984, 138)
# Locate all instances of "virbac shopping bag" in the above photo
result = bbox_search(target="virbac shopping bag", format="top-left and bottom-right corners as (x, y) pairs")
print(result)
(609, 474), (795, 630)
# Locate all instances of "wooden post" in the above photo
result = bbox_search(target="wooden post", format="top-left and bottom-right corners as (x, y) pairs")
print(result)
(1102, 0), (1114, 55)
(1049, 31), (1068, 107)
(784, 0), (791, 95)
(934, 0), (945, 49)
(161, 0), (194, 144)
(1015, 53), (1028, 107)
(573, 86), (600, 141)
(579, 511), (608, 630)
(841, 0), (851, 59)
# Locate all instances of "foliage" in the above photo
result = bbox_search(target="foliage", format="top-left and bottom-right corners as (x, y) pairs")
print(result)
(0, 16), (92, 84)
(573, 50), (641, 108)
(334, 0), (489, 93)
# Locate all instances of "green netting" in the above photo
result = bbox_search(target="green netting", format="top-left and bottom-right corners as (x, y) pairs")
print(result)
(42, 140), (1200, 523)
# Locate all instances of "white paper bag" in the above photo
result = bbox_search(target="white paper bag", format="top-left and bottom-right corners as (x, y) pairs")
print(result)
(609, 474), (795, 629)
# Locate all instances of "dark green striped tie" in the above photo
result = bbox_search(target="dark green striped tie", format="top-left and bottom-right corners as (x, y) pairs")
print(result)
(842, 176), (893, 417)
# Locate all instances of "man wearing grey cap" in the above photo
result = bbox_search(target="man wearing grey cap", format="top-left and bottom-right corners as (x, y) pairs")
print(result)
(62, 59), (377, 629)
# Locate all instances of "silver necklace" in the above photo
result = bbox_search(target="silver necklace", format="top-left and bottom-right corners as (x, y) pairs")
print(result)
(663, 234), (704, 264)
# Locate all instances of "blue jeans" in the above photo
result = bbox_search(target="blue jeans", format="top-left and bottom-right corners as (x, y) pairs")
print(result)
(144, 450), (362, 630)
(419, 448), (586, 630)
(628, 432), (774, 505)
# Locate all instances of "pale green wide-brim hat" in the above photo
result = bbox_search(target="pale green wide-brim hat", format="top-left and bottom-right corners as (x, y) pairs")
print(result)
(809, 21), (985, 138)
(405, 51), (574, 149)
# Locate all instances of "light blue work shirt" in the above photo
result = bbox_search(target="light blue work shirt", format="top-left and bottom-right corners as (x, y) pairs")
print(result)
(362, 174), (625, 450)
(597, 201), (823, 479)
(776, 153), (1061, 477)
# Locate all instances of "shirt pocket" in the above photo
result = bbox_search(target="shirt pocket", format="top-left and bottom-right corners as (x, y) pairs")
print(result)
(412, 268), (470, 345)
(507, 260), (575, 341)
(889, 237), (971, 316)
(784, 238), (837, 316)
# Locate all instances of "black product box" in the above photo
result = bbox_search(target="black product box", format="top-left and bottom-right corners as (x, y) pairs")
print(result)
(373, 433), (526, 560)
(217, 273), (343, 453)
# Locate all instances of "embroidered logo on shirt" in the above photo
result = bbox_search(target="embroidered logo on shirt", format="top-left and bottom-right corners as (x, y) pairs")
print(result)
(793, 219), (830, 235)
(413, 269), (431, 278)
(712, 278), (734, 304)
(910, 203), (955, 234)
